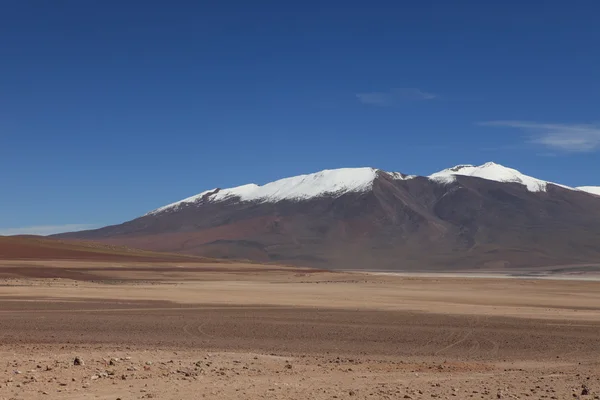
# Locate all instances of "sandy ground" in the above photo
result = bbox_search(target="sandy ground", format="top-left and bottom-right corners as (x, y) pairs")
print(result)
(1, 261), (600, 399)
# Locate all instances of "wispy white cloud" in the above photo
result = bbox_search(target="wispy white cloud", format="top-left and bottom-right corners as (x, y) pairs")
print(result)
(0, 224), (97, 236)
(479, 121), (600, 152)
(478, 144), (527, 152)
(356, 88), (437, 106)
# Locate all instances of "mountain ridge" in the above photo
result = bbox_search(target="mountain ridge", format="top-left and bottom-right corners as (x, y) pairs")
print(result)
(54, 162), (600, 271)
(145, 162), (594, 217)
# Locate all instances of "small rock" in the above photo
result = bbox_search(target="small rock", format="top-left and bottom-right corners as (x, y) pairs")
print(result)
(582, 385), (590, 396)
(74, 357), (84, 366)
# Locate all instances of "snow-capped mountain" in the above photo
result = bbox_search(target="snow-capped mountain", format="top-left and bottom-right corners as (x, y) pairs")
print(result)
(57, 162), (600, 271)
(427, 162), (568, 192)
(148, 162), (590, 215)
(148, 167), (380, 215)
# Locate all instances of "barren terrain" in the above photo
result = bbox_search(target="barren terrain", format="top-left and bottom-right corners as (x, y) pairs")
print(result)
(0, 236), (213, 263)
(1, 260), (600, 399)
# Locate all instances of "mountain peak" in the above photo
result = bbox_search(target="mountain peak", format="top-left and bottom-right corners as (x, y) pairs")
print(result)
(481, 161), (501, 167)
(429, 162), (551, 192)
(147, 167), (378, 215)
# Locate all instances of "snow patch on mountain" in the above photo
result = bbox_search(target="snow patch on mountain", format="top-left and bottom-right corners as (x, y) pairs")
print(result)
(428, 162), (567, 192)
(577, 186), (600, 196)
(148, 167), (378, 215)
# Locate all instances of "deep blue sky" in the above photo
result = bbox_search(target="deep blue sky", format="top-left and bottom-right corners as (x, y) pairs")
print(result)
(1, 1), (599, 234)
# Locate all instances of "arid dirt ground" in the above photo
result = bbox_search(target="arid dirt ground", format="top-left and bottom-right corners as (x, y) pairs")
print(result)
(1, 260), (600, 399)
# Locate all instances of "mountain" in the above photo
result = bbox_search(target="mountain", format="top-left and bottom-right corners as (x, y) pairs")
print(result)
(147, 167), (385, 215)
(55, 162), (600, 270)
(428, 162), (568, 192)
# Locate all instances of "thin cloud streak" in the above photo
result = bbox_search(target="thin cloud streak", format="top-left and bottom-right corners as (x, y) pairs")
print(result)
(479, 121), (600, 152)
(478, 144), (527, 152)
(0, 224), (97, 236)
(356, 88), (437, 106)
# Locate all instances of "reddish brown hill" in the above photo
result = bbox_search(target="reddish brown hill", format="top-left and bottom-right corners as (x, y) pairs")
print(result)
(0, 236), (210, 262)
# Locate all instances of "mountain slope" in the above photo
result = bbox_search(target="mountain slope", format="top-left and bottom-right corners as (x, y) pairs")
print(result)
(55, 163), (600, 270)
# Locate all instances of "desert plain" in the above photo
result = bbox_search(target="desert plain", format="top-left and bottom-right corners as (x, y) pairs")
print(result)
(1, 251), (600, 399)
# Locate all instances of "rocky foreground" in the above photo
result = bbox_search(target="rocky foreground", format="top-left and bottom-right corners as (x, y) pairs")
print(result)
(1, 262), (600, 399)
(1, 346), (599, 400)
